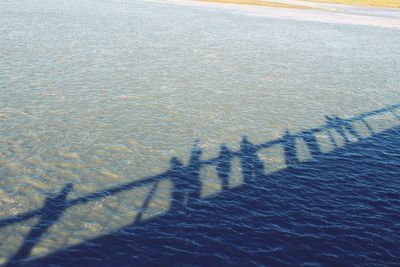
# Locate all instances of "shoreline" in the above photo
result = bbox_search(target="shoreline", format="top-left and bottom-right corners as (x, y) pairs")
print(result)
(196, 0), (400, 9)
(304, 0), (400, 9)
(196, 0), (311, 9)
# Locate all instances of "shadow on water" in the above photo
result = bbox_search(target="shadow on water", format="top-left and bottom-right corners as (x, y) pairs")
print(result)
(2, 103), (400, 266)
(6, 184), (73, 266)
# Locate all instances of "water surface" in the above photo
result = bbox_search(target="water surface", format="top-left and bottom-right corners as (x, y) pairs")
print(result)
(1, 0), (400, 265)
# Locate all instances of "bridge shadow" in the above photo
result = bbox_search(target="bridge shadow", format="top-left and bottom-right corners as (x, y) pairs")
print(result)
(6, 184), (73, 266)
(2, 103), (400, 266)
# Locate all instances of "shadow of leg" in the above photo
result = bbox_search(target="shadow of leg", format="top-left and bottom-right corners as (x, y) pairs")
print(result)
(6, 183), (73, 267)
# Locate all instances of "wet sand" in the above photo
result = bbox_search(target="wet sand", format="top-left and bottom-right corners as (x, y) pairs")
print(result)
(197, 0), (400, 8)
(1, 0), (400, 264)
(196, 0), (310, 9)
(157, 0), (400, 28)
(305, 0), (400, 8)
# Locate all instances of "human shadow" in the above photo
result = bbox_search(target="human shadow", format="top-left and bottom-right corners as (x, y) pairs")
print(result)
(21, 123), (400, 267)
(6, 184), (73, 267)
(301, 129), (321, 158)
(216, 143), (234, 190)
(2, 104), (395, 231)
(325, 115), (363, 145)
(282, 130), (298, 167)
(168, 157), (187, 209)
(186, 141), (203, 204)
(239, 136), (265, 183)
(2, 103), (400, 266)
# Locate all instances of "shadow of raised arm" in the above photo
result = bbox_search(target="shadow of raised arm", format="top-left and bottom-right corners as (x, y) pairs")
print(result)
(2, 102), (400, 266)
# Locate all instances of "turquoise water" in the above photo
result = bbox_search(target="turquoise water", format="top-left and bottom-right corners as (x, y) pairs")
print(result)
(1, 0), (400, 265)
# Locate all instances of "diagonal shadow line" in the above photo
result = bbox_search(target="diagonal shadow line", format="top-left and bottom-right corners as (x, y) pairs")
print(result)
(392, 110), (400, 120)
(1, 103), (399, 230)
(21, 112), (400, 267)
(1, 103), (400, 265)
(5, 184), (73, 267)
(132, 181), (159, 225)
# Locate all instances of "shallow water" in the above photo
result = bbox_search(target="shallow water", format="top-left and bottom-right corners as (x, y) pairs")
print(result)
(1, 0), (400, 266)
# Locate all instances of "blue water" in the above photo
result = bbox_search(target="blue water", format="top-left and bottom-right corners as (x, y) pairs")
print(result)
(3, 104), (400, 266)
(1, 0), (400, 266)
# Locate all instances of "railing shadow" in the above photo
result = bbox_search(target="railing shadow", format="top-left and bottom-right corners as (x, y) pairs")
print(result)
(2, 103), (400, 266)
(6, 184), (73, 265)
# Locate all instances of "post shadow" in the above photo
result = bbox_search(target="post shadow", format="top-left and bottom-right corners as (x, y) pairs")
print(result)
(336, 116), (362, 141)
(325, 115), (352, 144)
(361, 118), (375, 135)
(168, 157), (188, 210)
(2, 104), (398, 232)
(132, 181), (159, 224)
(239, 136), (265, 183)
(186, 142), (203, 204)
(327, 115), (363, 144)
(2, 103), (400, 267)
(300, 129), (321, 158)
(283, 130), (298, 167)
(216, 143), (233, 191)
(18, 124), (400, 267)
(391, 110), (400, 120)
(6, 183), (73, 267)
(325, 115), (339, 148)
